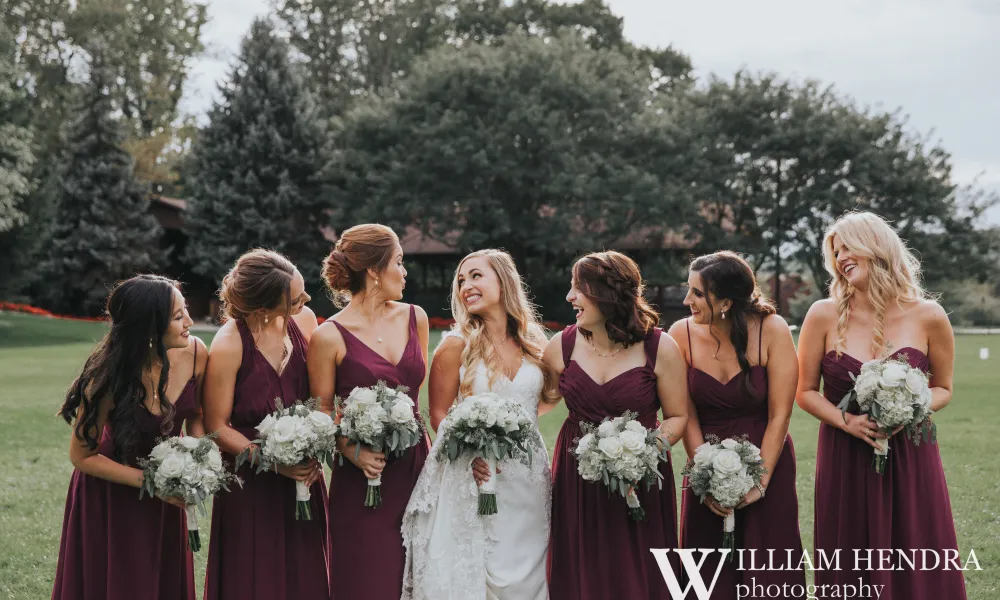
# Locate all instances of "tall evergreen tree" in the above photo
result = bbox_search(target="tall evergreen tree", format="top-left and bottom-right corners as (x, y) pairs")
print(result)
(183, 19), (329, 285)
(0, 23), (35, 234)
(37, 42), (161, 315)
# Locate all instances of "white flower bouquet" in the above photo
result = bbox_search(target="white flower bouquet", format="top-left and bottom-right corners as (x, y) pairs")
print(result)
(139, 434), (237, 551)
(837, 355), (936, 474)
(336, 380), (424, 508)
(572, 411), (669, 521)
(682, 434), (766, 560)
(436, 392), (541, 515)
(235, 398), (339, 520)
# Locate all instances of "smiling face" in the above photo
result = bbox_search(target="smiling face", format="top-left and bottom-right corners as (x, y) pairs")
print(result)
(683, 269), (731, 325)
(457, 255), (501, 316)
(163, 287), (193, 349)
(830, 234), (869, 290)
(374, 243), (407, 301)
(566, 272), (605, 330)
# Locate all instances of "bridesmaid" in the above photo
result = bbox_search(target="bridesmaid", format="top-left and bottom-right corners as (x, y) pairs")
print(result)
(545, 250), (689, 600)
(667, 251), (804, 598)
(203, 249), (329, 600)
(52, 275), (206, 600)
(307, 223), (431, 600)
(796, 212), (967, 600)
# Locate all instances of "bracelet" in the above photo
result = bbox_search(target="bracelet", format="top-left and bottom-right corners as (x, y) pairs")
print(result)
(755, 482), (766, 498)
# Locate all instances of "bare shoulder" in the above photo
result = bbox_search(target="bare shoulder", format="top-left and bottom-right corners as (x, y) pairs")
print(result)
(656, 329), (683, 362)
(917, 299), (951, 331)
(209, 321), (242, 354)
(190, 335), (209, 374)
(432, 334), (464, 364)
(542, 329), (566, 366)
(411, 304), (429, 330)
(292, 306), (319, 336)
(803, 298), (838, 325)
(310, 320), (346, 351)
(761, 313), (791, 336)
(665, 316), (689, 340)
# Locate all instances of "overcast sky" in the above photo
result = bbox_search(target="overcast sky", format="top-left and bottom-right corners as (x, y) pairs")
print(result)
(179, 0), (1000, 224)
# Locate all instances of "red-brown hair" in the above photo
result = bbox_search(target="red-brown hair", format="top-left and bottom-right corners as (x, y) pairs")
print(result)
(219, 249), (296, 322)
(322, 223), (399, 306)
(573, 250), (659, 346)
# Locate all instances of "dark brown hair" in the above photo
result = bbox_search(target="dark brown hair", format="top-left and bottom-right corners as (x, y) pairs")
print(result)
(689, 251), (776, 399)
(322, 223), (399, 306)
(219, 249), (297, 323)
(60, 275), (179, 462)
(573, 250), (659, 346)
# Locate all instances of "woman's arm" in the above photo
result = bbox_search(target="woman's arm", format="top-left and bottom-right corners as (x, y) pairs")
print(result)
(654, 333), (688, 448)
(738, 316), (797, 509)
(795, 301), (882, 449)
(924, 301), (955, 413)
(185, 336), (209, 438)
(427, 336), (463, 433)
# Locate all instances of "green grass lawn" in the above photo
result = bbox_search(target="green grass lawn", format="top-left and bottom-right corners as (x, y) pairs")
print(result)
(1, 311), (997, 599)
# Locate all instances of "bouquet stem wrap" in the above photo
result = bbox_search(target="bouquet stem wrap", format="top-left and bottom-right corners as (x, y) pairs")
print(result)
(722, 512), (736, 561)
(295, 480), (313, 520)
(186, 505), (200, 552)
(366, 473), (382, 508)
(873, 436), (889, 474)
(478, 457), (498, 516)
(626, 487), (645, 522)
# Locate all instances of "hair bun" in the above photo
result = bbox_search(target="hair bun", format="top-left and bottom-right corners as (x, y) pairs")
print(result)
(321, 249), (353, 292)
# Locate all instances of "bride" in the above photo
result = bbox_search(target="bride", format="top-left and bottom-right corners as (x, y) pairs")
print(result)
(402, 249), (557, 600)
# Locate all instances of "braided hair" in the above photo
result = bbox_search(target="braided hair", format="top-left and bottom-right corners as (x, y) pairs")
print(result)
(572, 251), (659, 347)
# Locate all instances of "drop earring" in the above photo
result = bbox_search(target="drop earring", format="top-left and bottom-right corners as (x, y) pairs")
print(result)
(149, 338), (153, 348)
(721, 311), (726, 320)
(265, 314), (269, 324)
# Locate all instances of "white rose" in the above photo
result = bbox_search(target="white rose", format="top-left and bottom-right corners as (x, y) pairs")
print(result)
(157, 452), (187, 479)
(177, 436), (200, 450)
(307, 410), (335, 432)
(394, 391), (415, 406)
(619, 430), (647, 455)
(879, 363), (907, 388)
(692, 443), (718, 468)
(597, 421), (616, 438)
(271, 415), (299, 444)
(624, 421), (646, 434)
(206, 448), (223, 471)
(720, 438), (739, 450)
(350, 387), (379, 407)
(711, 449), (743, 477)
(389, 400), (413, 424)
(576, 433), (595, 454)
(904, 370), (927, 396)
(257, 414), (278, 438)
(743, 444), (762, 463)
(149, 442), (172, 462)
(597, 436), (624, 459)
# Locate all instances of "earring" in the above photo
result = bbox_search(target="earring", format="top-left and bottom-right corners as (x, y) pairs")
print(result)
(721, 311), (726, 320)
(265, 314), (269, 324)
(149, 338), (153, 348)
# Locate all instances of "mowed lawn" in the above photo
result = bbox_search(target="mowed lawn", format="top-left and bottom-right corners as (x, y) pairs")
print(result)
(1, 311), (997, 599)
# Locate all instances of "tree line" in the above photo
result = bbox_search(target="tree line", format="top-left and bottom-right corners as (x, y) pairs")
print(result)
(1, 0), (997, 321)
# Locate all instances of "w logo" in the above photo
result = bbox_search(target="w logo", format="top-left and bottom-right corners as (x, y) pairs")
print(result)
(649, 548), (730, 599)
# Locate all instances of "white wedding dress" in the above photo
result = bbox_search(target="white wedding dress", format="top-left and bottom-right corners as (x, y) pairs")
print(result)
(401, 331), (551, 600)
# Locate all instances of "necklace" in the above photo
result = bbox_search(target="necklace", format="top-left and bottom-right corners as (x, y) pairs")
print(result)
(360, 304), (384, 344)
(588, 336), (624, 358)
(146, 362), (163, 403)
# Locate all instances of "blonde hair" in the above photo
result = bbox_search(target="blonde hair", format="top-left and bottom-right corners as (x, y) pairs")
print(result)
(445, 249), (559, 404)
(823, 211), (926, 356)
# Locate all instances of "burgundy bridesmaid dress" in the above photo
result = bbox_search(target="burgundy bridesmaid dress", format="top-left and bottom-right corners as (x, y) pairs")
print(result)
(328, 305), (430, 600)
(204, 319), (331, 600)
(679, 320), (805, 598)
(549, 325), (680, 600)
(815, 346), (967, 600)
(51, 345), (200, 600)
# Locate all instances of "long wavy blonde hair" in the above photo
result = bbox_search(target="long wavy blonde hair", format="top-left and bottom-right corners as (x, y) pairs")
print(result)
(446, 249), (559, 404)
(823, 211), (926, 356)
